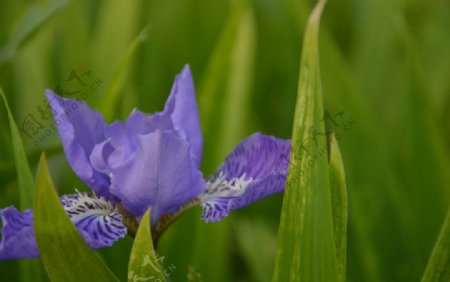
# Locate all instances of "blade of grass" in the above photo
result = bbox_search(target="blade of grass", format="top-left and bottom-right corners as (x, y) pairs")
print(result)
(192, 1), (256, 282)
(329, 134), (348, 282)
(1, 88), (46, 282)
(1, 87), (34, 209)
(89, 1), (139, 97)
(272, 1), (339, 281)
(0, 0), (69, 63)
(98, 26), (149, 122)
(217, 2), (255, 156)
(234, 218), (276, 282)
(128, 209), (165, 282)
(421, 208), (450, 282)
(198, 0), (255, 172)
(34, 153), (119, 282)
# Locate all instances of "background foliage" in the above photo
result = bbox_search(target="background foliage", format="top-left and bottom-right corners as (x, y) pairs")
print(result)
(0, 0), (449, 281)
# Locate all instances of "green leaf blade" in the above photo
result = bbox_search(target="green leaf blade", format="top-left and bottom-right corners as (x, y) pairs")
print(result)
(1, 88), (47, 282)
(99, 26), (149, 122)
(0, 0), (69, 63)
(1, 87), (34, 209)
(34, 154), (119, 282)
(272, 1), (339, 281)
(191, 1), (257, 282)
(128, 209), (165, 282)
(329, 134), (348, 282)
(421, 209), (450, 282)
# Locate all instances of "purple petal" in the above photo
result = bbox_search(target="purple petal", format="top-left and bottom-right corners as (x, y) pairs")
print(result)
(90, 139), (115, 175)
(0, 194), (127, 260)
(0, 207), (38, 259)
(109, 130), (205, 224)
(200, 133), (291, 222)
(104, 121), (138, 152)
(122, 65), (203, 168)
(165, 65), (203, 167)
(89, 121), (139, 177)
(46, 90), (110, 198)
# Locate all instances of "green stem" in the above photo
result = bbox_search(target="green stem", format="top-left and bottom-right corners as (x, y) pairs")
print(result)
(152, 197), (200, 247)
(117, 197), (201, 249)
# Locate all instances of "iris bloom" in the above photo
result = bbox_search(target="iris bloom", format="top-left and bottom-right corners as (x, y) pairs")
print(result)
(0, 65), (291, 260)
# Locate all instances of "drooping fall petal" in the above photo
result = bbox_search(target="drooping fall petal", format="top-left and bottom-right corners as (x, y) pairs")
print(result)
(0, 193), (127, 260)
(200, 133), (291, 222)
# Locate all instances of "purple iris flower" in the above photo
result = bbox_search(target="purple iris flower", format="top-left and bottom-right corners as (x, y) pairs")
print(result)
(0, 65), (291, 260)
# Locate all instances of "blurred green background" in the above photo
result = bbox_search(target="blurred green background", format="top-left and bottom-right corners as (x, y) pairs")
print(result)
(0, 0), (449, 281)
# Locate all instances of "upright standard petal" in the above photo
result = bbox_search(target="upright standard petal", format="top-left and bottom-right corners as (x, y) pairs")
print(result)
(199, 133), (291, 222)
(109, 130), (205, 224)
(46, 90), (110, 198)
(0, 194), (127, 260)
(123, 65), (203, 168)
(164, 65), (203, 167)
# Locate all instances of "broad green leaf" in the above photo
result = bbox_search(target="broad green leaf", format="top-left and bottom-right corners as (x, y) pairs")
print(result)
(284, 2), (386, 280)
(99, 26), (149, 122)
(34, 154), (119, 282)
(421, 209), (450, 282)
(128, 209), (165, 282)
(272, 1), (339, 281)
(0, 0), (69, 63)
(1, 88), (46, 281)
(329, 134), (348, 282)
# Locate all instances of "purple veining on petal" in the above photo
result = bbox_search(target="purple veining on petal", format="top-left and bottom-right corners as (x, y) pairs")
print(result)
(219, 133), (291, 179)
(0, 194), (127, 260)
(200, 133), (291, 222)
(229, 173), (287, 211)
(201, 197), (232, 222)
(60, 193), (127, 248)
